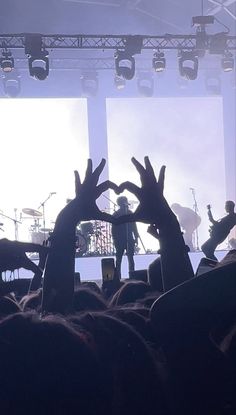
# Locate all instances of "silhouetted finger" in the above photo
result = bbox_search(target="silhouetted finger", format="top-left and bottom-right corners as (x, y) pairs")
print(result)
(84, 159), (93, 180)
(144, 156), (156, 180)
(96, 180), (120, 197)
(74, 170), (81, 196)
(131, 157), (146, 176)
(119, 181), (141, 198)
(158, 165), (166, 193)
(14, 241), (48, 254)
(92, 158), (106, 184)
(22, 255), (41, 273)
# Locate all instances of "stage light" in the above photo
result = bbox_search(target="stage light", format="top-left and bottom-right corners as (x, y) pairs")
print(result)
(137, 72), (154, 97)
(152, 51), (166, 72)
(80, 72), (98, 97)
(114, 74), (126, 90)
(0, 50), (14, 73)
(115, 50), (135, 81)
(25, 35), (49, 80)
(2, 71), (21, 97)
(221, 52), (234, 72)
(178, 51), (199, 81)
(28, 52), (49, 80)
(205, 73), (221, 95)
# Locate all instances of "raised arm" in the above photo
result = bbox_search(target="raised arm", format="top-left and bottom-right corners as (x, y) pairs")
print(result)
(42, 159), (118, 314)
(117, 156), (194, 291)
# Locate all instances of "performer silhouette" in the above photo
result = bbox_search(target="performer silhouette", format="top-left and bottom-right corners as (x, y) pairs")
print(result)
(112, 196), (139, 278)
(201, 200), (236, 260)
(171, 203), (201, 251)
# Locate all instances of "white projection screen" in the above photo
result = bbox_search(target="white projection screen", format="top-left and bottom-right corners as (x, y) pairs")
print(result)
(106, 97), (226, 252)
(0, 98), (89, 241)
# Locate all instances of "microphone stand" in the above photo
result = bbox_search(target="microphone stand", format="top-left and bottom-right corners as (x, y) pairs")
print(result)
(38, 193), (55, 240)
(0, 211), (21, 241)
(190, 188), (200, 251)
(102, 193), (117, 213)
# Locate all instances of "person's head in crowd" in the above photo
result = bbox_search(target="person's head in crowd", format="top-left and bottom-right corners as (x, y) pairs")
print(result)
(0, 312), (112, 414)
(73, 287), (107, 313)
(107, 307), (154, 344)
(109, 280), (151, 307)
(138, 294), (162, 309)
(71, 312), (167, 415)
(81, 281), (102, 294)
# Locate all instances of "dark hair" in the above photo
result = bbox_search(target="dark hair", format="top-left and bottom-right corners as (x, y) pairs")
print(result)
(0, 296), (21, 317)
(71, 312), (167, 415)
(20, 289), (42, 312)
(0, 312), (112, 414)
(73, 287), (107, 312)
(110, 280), (151, 307)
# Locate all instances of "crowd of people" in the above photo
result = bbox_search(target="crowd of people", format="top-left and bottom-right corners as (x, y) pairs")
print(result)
(0, 156), (236, 414)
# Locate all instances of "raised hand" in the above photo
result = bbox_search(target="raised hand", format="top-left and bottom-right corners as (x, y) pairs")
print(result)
(0, 238), (48, 273)
(116, 157), (194, 290)
(42, 159), (119, 314)
(57, 158), (119, 228)
(117, 156), (174, 227)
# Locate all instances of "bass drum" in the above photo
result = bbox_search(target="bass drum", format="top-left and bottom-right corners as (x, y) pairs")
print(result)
(76, 232), (87, 256)
(30, 231), (47, 245)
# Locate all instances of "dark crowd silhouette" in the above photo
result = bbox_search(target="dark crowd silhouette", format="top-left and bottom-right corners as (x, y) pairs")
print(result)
(0, 156), (236, 415)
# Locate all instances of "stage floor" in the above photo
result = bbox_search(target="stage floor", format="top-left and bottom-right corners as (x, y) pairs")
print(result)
(5, 250), (229, 282)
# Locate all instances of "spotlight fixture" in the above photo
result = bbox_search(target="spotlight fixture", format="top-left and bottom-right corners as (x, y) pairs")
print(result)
(137, 72), (154, 97)
(80, 72), (98, 97)
(114, 74), (126, 90)
(205, 73), (221, 95)
(221, 51), (234, 72)
(179, 51), (199, 81)
(152, 51), (166, 72)
(25, 35), (49, 80)
(0, 50), (14, 73)
(115, 50), (135, 80)
(2, 71), (21, 97)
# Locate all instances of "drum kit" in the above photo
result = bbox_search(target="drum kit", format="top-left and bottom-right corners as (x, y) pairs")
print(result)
(21, 207), (53, 245)
(76, 220), (115, 257)
(16, 208), (115, 256)
(1, 205), (115, 257)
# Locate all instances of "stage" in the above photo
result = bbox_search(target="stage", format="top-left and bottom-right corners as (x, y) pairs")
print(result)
(4, 250), (229, 282)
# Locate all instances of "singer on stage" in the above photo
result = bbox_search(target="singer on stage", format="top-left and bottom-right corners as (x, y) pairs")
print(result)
(112, 196), (139, 278)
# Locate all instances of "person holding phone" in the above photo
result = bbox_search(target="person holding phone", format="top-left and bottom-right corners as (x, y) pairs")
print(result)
(112, 196), (139, 279)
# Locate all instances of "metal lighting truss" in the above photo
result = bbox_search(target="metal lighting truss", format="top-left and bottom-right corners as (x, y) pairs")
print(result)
(0, 33), (236, 50)
(207, 0), (236, 21)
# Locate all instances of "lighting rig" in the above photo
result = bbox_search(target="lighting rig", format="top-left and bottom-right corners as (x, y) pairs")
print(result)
(0, 13), (235, 96)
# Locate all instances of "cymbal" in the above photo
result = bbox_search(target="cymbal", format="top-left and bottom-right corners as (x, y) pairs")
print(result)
(22, 208), (42, 217)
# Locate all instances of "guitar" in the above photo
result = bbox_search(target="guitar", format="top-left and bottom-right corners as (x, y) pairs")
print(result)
(207, 205), (227, 241)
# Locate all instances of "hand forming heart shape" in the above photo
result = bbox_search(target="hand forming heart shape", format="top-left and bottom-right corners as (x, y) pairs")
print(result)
(70, 157), (175, 228)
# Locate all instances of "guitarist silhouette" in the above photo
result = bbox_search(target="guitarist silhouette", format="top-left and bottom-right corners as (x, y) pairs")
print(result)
(201, 201), (236, 260)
